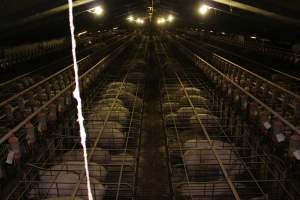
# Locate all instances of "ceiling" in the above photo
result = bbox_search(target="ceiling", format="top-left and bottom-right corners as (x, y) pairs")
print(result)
(1, 0), (300, 46)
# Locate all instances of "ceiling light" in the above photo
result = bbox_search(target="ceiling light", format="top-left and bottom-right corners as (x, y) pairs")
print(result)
(250, 36), (257, 39)
(89, 6), (104, 15)
(136, 18), (145, 25)
(199, 4), (210, 15)
(167, 15), (174, 22)
(127, 16), (134, 22)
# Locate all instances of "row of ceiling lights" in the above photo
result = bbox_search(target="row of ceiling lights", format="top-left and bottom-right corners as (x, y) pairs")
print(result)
(82, 4), (212, 26)
(82, 4), (210, 23)
(127, 14), (175, 25)
(127, 16), (145, 24)
(80, 4), (260, 39)
(157, 15), (174, 25)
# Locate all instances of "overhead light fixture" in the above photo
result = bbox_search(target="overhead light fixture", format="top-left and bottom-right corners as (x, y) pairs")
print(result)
(136, 18), (145, 25)
(199, 4), (210, 15)
(127, 15), (134, 22)
(167, 14), (174, 22)
(88, 6), (104, 15)
(250, 36), (257, 39)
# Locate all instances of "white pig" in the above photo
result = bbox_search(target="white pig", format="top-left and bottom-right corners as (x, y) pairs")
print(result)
(177, 107), (209, 125)
(189, 114), (219, 134)
(28, 173), (105, 200)
(162, 102), (179, 114)
(179, 95), (207, 107)
(60, 148), (111, 164)
(40, 161), (107, 181)
(106, 82), (137, 94)
(88, 128), (125, 149)
(183, 139), (244, 178)
(175, 87), (202, 97)
(85, 121), (123, 132)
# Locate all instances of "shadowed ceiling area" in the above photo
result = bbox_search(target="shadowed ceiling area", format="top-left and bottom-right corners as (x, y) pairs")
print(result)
(1, 0), (300, 45)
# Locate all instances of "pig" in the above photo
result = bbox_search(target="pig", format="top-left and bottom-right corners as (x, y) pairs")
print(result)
(96, 106), (129, 115)
(189, 114), (219, 134)
(41, 161), (107, 181)
(87, 108), (129, 125)
(116, 91), (143, 109)
(28, 173), (105, 200)
(162, 102), (179, 114)
(102, 90), (143, 109)
(177, 107), (209, 125)
(85, 119), (124, 130)
(183, 139), (244, 178)
(60, 148), (111, 164)
(106, 82), (137, 94)
(88, 128), (125, 149)
(85, 121), (123, 131)
(111, 153), (135, 166)
(175, 87), (202, 97)
(179, 95), (208, 107)
(101, 89), (133, 99)
(96, 98), (124, 107)
(107, 153), (135, 176)
(165, 113), (178, 127)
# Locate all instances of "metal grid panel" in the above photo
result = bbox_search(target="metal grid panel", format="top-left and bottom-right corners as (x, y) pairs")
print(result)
(157, 38), (295, 200)
(2, 38), (148, 200)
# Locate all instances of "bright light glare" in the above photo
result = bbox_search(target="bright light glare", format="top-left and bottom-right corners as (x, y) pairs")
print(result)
(77, 30), (87, 37)
(199, 4), (210, 15)
(221, 32), (226, 35)
(157, 16), (172, 25)
(167, 15), (174, 22)
(89, 6), (103, 15)
(128, 16), (134, 22)
(136, 18), (145, 24)
(250, 36), (257, 39)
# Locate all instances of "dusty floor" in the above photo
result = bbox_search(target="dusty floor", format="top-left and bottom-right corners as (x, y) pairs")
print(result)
(137, 42), (171, 199)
